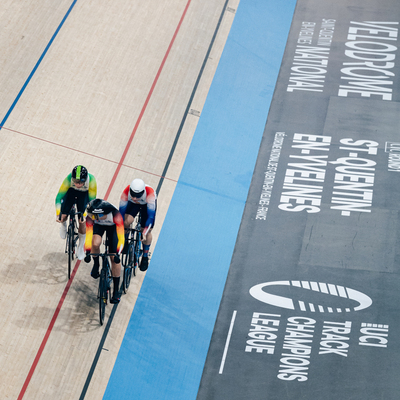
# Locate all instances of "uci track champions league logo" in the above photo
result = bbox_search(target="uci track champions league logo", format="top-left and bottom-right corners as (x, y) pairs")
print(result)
(245, 281), (389, 382)
(250, 280), (372, 313)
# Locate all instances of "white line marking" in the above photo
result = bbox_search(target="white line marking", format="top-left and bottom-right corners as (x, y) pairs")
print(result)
(219, 310), (237, 374)
(337, 285), (347, 298)
(328, 284), (338, 296)
(301, 281), (310, 290)
(299, 301), (306, 311)
(319, 282), (329, 294)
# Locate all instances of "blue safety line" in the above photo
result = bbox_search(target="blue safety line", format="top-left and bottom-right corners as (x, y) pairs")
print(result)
(104, 0), (296, 399)
(0, 0), (78, 130)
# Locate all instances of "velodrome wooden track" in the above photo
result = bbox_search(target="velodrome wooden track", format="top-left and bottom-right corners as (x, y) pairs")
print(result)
(0, 0), (239, 398)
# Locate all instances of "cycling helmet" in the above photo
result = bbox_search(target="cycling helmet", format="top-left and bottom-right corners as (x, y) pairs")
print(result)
(130, 178), (145, 198)
(86, 199), (106, 219)
(72, 165), (88, 182)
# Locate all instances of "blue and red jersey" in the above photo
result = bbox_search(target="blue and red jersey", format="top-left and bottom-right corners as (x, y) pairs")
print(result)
(119, 184), (157, 229)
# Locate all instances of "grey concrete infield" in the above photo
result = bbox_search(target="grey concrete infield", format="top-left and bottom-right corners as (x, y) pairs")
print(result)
(198, 0), (400, 399)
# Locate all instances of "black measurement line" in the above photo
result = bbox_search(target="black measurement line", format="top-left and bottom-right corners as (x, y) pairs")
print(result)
(156, 0), (231, 194)
(79, 0), (231, 397)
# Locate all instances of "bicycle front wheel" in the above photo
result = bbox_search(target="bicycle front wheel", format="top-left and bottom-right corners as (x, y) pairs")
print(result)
(99, 267), (108, 325)
(67, 222), (74, 279)
(133, 231), (142, 275)
(123, 241), (134, 293)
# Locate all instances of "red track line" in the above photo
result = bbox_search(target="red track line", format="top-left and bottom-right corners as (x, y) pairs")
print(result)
(17, 1), (191, 398)
(17, 260), (81, 400)
(104, 0), (191, 200)
(0, 126), (178, 183)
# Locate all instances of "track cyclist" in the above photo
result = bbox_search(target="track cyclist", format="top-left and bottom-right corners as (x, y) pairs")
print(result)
(119, 178), (157, 271)
(55, 165), (97, 260)
(84, 199), (125, 304)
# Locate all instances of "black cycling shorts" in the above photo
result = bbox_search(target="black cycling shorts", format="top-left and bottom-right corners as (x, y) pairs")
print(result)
(93, 224), (119, 254)
(125, 201), (157, 228)
(60, 188), (89, 217)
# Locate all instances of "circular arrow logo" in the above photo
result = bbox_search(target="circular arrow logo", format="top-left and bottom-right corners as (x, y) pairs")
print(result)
(249, 280), (372, 313)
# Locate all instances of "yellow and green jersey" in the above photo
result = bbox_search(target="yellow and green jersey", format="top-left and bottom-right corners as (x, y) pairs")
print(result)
(55, 173), (97, 216)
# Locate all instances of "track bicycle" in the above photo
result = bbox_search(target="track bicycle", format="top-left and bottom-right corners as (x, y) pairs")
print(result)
(121, 214), (143, 293)
(64, 205), (81, 279)
(89, 238), (118, 325)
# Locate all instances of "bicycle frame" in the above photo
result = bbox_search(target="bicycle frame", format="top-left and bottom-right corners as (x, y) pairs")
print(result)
(65, 205), (81, 279)
(122, 215), (143, 293)
(90, 235), (117, 325)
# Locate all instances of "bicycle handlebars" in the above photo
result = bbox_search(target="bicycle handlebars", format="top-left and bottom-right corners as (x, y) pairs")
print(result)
(84, 253), (120, 264)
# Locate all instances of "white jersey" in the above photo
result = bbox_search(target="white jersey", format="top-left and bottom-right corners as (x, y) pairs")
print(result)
(94, 212), (115, 226)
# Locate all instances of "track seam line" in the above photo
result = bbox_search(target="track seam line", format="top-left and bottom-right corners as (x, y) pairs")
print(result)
(0, 125), (178, 182)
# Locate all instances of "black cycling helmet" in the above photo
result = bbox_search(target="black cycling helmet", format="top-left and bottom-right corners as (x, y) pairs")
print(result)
(86, 199), (106, 215)
(86, 199), (114, 220)
(72, 165), (88, 182)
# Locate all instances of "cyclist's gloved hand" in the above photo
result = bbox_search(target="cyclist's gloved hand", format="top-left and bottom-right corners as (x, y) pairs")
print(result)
(84, 252), (91, 263)
(114, 254), (120, 264)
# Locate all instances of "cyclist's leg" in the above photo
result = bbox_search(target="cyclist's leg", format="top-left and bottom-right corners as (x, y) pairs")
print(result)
(58, 213), (68, 238)
(124, 202), (140, 229)
(123, 212), (135, 230)
(59, 189), (76, 238)
(123, 202), (139, 252)
(76, 191), (88, 233)
(109, 226), (121, 303)
(90, 225), (104, 279)
(76, 191), (89, 259)
(139, 203), (156, 271)
(122, 213), (134, 254)
(59, 214), (68, 223)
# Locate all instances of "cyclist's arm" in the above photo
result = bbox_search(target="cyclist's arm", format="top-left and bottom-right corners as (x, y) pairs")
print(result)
(55, 174), (72, 217)
(144, 186), (157, 232)
(118, 185), (130, 220)
(88, 174), (97, 201)
(84, 217), (94, 253)
(142, 225), (152, 241)
(113, 210), (125, 254)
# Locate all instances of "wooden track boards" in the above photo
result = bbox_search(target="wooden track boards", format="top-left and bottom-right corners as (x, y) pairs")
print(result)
(0, 0), (238, 398)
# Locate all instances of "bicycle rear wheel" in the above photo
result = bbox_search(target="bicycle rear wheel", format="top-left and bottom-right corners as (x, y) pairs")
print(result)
(67, 222), (74, 279)
(121, 240), (132, 268)
(99, 265), (108, 325)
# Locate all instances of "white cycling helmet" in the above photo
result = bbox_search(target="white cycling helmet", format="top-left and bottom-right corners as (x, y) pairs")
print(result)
(130, 178), (145, 198)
